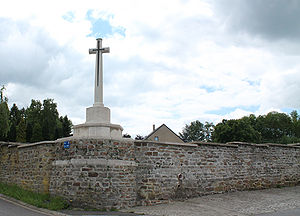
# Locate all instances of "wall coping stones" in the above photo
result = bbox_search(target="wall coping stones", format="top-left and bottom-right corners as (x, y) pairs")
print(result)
(0, 142), (23, 148)
(17, 141), (56, 149)
(53, 158), (137, 167)
(227, 141), (269, 147)
(192, 141), (238, 148)
(227, 141), (300, 148)
(265, 143), (300, 148)
(135, 140), (198, 147)
(288, 143), (300, 146)
(56, 136), (132, 142)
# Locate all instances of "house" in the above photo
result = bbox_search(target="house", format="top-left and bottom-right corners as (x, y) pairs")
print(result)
(145, 124), (184, 143)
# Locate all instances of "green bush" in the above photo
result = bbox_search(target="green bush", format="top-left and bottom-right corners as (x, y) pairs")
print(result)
(0, 182), (69, 210)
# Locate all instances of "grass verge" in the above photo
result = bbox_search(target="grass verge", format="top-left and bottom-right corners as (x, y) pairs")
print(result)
(0, 182), (69, 210)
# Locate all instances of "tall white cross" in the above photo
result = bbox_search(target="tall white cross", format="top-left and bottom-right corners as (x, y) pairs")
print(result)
(89, 38), (110, 107)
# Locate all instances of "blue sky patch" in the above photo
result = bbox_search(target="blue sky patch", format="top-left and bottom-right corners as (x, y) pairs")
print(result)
(86, 10), (125, 38)
(200, 85), (222, 93)
(281, 107), (299, 115)
(207, 105), (260, 116)
(62, 11), (75, 22)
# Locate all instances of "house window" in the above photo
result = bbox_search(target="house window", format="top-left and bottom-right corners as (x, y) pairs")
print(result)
(154, 136), (159, 141)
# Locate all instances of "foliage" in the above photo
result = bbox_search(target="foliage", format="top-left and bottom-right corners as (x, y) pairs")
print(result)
(123, 133), (131, 138)
(25, 99), (73, 142)
(16, 117), (26, 142)
(212, 111), (300, 144)
(0, 86), (10, 141)
(41, 99), (59, 140)
(8, 103), (21, 141)
(31, 122), (43, 142)
(0, 181), (69, 210)
(135, 135), (145, 140)
(0, 85), (8, 103)
(212, 117), (261, 143)
(180, 120), (214, 142)
(0, 85), (72, 142)
(61, 115), (72, 137)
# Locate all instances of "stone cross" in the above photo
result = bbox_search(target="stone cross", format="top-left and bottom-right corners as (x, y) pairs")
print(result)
(89, 38), (110, 107)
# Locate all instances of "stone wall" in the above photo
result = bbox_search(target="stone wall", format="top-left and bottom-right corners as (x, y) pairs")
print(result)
(135, 141), (300, 205)
(49, 138), (136, 209)
(0, 141), (55, 193)
(1, 139), (300, 209)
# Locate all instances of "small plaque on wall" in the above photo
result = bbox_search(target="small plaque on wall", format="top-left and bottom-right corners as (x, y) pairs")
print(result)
(64, 141), (70, 149)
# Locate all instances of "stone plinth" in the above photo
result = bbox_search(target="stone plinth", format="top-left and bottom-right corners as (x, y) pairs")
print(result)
(73, 105), (123, 139)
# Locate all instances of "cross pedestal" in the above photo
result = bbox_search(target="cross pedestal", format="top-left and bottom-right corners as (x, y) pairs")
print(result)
(73, 38), (123, 140)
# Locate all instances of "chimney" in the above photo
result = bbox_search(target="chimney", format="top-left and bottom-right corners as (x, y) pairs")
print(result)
(153, 124), (155, 131)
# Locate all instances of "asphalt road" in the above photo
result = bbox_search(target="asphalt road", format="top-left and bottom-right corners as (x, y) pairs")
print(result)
(257, 208), (300, 216)
(0, 196), (53, 216)
(1, 186), (300, 216)
(128, 186), (300, 216)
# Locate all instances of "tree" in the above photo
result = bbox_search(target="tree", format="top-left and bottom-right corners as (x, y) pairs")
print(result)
(0, 86), (10, 141)
(31, 122), (43, 142)
(135, 135), (145, 140)
(180, 120), (214, 142)
(0, 85), (7, 103)
(41, 99), (59, 140)
(0, 91), (72, 142)
(123, 133), (131, 138)
(290, 110), (300, 139)
(16, 117), (26, 143)
(26, 99), (42, 142)
(212, 117), (261, 143)
(25, 99), (72, 142)
(55, 118), (63, 139)
(61, 115), (72, 137)
(255, 112), (293, 143)
(8, 103), (21, 141)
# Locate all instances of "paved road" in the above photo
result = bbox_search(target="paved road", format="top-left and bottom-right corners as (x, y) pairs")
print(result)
(1, 186), (300, 216)
(61, 210), (143, 216)
(0, 195), (53, 216)
(128, 186), (300, 216)
(257, 207), (300, 216)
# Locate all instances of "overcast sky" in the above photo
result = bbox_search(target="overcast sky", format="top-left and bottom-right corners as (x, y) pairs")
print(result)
(1, 0), (300, 137)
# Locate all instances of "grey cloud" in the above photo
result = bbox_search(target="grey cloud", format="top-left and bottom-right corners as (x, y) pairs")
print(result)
(0, 18), (94, 103)
(214, 0), (300, 40)
(0, 18), (61, 86)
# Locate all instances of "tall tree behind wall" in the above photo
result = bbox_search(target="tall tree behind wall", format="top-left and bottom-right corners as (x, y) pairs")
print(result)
(26, 100), (42, 142)
(180, 120), (214, 142)
(0, 86), (10, 141)
(212, 111), (300, 144)
(25, 99), (73, 142)
(41, 99), (59, 141)
(8, 103), (21, 142)
(16, 116), (26, 142)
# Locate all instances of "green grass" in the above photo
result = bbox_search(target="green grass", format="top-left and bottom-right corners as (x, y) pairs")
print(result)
(0, 182), (69, 210)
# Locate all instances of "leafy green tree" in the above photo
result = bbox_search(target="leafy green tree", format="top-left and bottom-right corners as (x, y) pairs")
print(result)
(55, 118), (63, 139)
(135, 135), (145, 140)
(8, 103), (21, 141)
(290, 110), (300, 138)
(123, 133), (131, 138)
(180, 120), (214, 142)
(61, 115), (72, 137)
(204, 122), (214, 142)
(26, 99), (42, 142)
(212, 117), (261, 143)
(16, 117), (26, 143)
(41, 99), (59, 140)
(31, 122), (43, 142)
(0, 86), (10, 141)
(256, 112), (293, 143)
